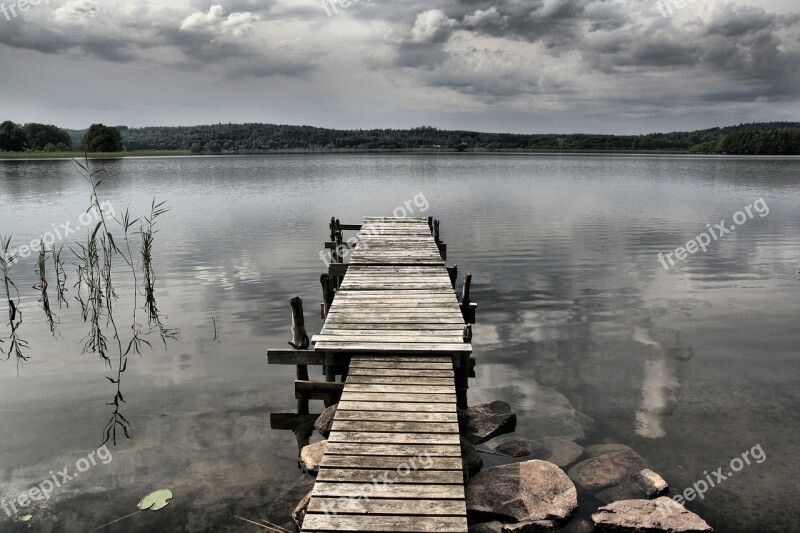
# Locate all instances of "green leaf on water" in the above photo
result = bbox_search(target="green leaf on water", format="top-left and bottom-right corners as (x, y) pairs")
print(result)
(137, 489), (173, 511)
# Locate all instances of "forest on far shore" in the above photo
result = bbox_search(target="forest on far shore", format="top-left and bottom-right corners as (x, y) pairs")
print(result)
(1, 120), (799, 155)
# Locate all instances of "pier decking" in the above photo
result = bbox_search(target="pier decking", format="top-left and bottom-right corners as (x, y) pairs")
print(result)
(271, 216), (472, 532)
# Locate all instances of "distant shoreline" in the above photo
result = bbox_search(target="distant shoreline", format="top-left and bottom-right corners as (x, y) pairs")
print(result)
(3, 148), (799, 160)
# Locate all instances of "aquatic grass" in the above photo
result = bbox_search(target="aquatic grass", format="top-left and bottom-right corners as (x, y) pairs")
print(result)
(52, 245), (69, 308)
(0, 235), (30, 369)
(140, 199), (176, 346)
(33, 239), (58, 335)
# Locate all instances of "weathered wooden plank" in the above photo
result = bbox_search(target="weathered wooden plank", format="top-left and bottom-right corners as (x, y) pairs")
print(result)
(315, 344), (471, 353)
(345, 367), (454, 377)
(311, 483), (464, 500)
(319, 454), (462, 470)
(306, 497), (465, 515)
(336, 400), (457, 412)
(332, 411), (458, 423)
(324, 442), (461, 456)
(348, 361), (454, 369)
(331, 420), (459, 433)
(313, 335), (464, 344)
(329, 431), (460, 445)
(343, 384), (455, 394)
(316, 468), (464, 484)
(340, 392), (457, 403)
(344, 376), (454, 385)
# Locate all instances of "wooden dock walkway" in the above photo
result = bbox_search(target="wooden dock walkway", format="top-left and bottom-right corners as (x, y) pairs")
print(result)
(270, 216), (473, 532)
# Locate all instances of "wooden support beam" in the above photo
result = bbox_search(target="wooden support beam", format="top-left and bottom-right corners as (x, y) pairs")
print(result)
(340, 224), (362, 231)
(295, 380), (345, 401)
(329, 263), (348, 277)
(267, 349), (325, 366)
(438, 242), (447, 261)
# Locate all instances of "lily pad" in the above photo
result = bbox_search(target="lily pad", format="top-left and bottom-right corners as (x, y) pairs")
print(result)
(138, 489), (173, 511)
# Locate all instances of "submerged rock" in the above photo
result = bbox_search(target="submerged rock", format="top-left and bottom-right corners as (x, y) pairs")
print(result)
(592, 496), (713, 532)
(462, 436), (484, 481)
(568, 447), (649, 491)
(314, 404), (337, 438)
(461, 401), (517, 444)
(495, 439), (535, 458)
(470, 520), (558, 532)
(467, 460), (577, 523)
(264, 476), (316, 528)
(596, 469), (669, 504)
(299, 440), (327, 474)
(494, 438), (583, 467)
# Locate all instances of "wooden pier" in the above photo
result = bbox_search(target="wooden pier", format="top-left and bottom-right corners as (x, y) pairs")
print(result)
(268, 216), (475, 532)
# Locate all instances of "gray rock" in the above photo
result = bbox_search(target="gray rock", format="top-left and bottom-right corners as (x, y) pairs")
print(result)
(568, 448), (649, 491)
(495, 439), (535, 458)
(596, 469), (669, 504)
(532, 438), (584, 467)
(462, 436), (484, 481)
(292, 489), (312, 530)
(299, 440), (327, 474)
(470, 521), (558, 532)
(462, 401), (517, 444)
(314, 404), (337, 437)
(592, 496), (713, 532)
(467, 460), (577, 523)
(584, 444), (636, 458)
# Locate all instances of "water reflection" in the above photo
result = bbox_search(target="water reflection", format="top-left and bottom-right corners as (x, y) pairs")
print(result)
(0, 154), (798, 531)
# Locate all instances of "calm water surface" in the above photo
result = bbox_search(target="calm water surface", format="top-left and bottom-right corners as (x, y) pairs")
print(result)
(0, 154), (798, 532)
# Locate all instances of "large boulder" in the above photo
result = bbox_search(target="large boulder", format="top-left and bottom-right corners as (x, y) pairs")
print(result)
(314, 404), (337, 437)
(461, 401), (517, 444)
(299, 440), (327, 474)
(596, 469), (669, 504)
(462, 436), (484, 481)
(592, 497), (713, 532)
(467, 460), (577, 523)
(567, 447), (649, 491)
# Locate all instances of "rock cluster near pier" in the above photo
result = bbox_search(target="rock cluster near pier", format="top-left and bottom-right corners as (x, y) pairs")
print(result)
(286, 399), (713, 532)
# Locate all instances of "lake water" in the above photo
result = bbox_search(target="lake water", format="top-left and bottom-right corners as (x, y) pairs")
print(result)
(0, 154), (798, 532)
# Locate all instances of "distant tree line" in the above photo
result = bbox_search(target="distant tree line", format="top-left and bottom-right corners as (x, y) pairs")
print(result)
(0, 121), (72, 152)
(4, 120), (799, 155)
(0, 121), (124, 153)
(113, 121), (800, 155)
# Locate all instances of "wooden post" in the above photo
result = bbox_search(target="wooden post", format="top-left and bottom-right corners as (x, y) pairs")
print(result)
(428, 216), (434, 233)
(433, 219), (441, 243)
(335, 219), (343, 264)
(461, 273), (472, 306)
(320, 274), (334, 319)
(288, 297), (310, 383)
(447, 265), (458, 290)
(462, 324), (472, 343)
(329, 217), (337, 264)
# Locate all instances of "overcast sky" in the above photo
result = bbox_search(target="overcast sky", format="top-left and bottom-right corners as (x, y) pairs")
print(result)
(0, 0), (797, 134)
